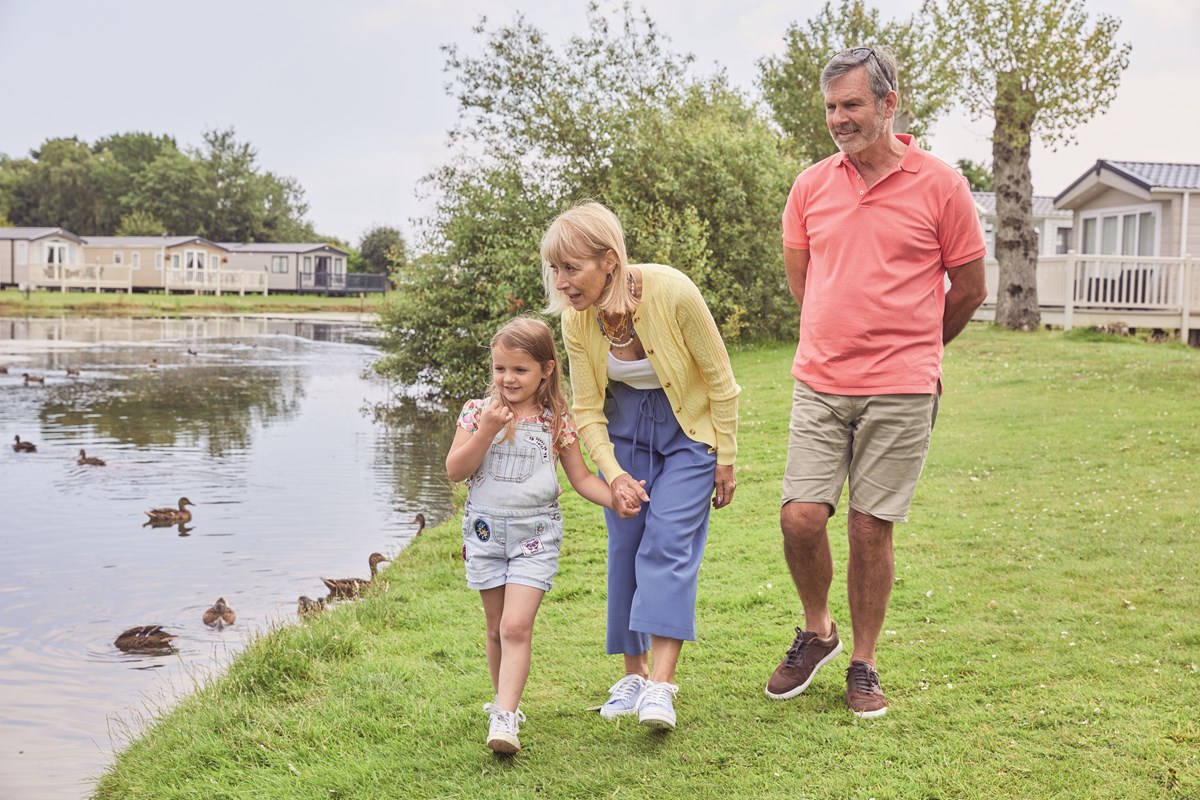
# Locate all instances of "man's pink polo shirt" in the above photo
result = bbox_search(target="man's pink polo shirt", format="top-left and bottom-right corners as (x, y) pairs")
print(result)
(782, 134), (985, 395)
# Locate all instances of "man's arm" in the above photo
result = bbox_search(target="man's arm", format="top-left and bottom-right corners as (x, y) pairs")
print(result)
(943, 257), (987, 344)
(785, 246), (810, 311)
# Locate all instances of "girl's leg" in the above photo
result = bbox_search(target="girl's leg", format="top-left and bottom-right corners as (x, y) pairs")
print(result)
(480, 586), (507, 698)
(494, 583), (546, 712)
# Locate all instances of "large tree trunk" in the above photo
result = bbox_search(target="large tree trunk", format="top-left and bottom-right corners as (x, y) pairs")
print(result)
(992, 73), (1040, 331)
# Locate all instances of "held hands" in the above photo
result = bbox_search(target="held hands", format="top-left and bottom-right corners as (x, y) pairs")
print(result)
(610, 473), (649, 519)
(713, 464), (737, 509)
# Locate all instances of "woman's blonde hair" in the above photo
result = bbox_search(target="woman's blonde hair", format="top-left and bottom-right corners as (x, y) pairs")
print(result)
(540, 200), (637, 316)
(489, 316), (569, 444)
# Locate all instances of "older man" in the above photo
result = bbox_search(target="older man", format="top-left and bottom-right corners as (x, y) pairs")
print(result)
(765, 46), (987, 718)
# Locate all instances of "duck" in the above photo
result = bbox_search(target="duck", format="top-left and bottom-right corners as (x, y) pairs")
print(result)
(202, 597), (236, 629)
(78, 449), (106, 466)
(413, 513), (427, 536)
(114, 625), (177, 653)
(321, 552), (390, 599)
(0, 365), (8, 373)
(297, 595), (326, 616)
(148, 358), (158, 369)
(65, 366), (81, 377)
(186, 348), (198, 356)
(144, 497), (194, 523)
(12, 435), (37, 453)
(22, 372), (45, 384)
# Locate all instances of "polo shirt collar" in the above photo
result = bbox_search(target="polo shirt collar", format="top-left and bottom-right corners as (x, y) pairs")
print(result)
(834, 133), (925, 174)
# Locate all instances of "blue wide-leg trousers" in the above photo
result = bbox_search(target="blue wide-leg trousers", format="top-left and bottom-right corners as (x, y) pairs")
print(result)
(602, 383), (716, 655)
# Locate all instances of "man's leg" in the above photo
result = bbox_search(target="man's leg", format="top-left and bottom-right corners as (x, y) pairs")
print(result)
(781, 501), (834, 638)
(845, 506), (894, 666)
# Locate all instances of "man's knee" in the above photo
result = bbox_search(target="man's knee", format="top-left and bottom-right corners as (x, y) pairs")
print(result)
(781, 501), (830, 544)
(847, 508), (893, 549)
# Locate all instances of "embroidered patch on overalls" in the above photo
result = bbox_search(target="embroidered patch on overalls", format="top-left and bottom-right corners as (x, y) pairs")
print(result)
(520, 536), (545, 556)
(524, 433), (550, 462)
(472, 518), (491, 542)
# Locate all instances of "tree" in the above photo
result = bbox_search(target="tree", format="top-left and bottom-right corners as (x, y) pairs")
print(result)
(932, 0), (1130, 330)
(7, 138), (105, 233)
(956, 158), (994, 191)
(378, 3), (793, 400)
(115, 210), (168, 236)
(358, 225), (408, 273)
(757, 0), (956, 165)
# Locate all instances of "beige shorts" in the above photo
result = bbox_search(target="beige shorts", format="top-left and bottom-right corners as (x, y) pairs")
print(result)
(782, 380), (939, 522)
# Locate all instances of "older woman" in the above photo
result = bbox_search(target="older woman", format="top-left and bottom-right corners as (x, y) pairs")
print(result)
(541, 200), (739, 731)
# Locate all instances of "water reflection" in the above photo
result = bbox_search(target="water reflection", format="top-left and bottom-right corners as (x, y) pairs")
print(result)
(0, 314), (455, 799)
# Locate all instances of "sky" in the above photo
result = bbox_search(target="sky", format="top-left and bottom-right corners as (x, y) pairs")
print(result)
(1, 0), (1195, 247)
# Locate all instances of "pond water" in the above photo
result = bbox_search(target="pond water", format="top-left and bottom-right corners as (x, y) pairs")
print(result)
(0, 314), (456, 799)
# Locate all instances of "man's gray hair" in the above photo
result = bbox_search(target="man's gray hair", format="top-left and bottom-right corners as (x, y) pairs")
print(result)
(820, 46), (898, 102)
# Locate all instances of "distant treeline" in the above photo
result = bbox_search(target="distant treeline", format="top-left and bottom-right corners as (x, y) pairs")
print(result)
(0, 129), (322, 244)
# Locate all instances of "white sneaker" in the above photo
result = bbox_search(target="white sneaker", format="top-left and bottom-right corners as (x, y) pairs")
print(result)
(599, 673), (648, 719)
(637, 680), (678, 730)
(483, 702), (526, 753)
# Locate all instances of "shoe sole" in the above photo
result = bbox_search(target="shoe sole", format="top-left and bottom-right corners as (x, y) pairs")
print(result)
(763, 639), (844, 700)
(487, 735), (520, 754)
(850, 705), (887, 719)
(639, 714), (675, 730)
(599, 706), (640, 719)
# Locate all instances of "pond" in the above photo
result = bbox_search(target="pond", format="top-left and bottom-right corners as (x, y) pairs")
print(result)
(0, 314), (456, 799)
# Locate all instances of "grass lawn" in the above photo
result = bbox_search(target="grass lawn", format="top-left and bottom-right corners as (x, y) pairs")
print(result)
(0, 287), (383, 317)
(93, 324), (1199, 799)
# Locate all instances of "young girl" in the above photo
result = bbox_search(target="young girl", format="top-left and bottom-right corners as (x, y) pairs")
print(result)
(446, 316), (623, 754)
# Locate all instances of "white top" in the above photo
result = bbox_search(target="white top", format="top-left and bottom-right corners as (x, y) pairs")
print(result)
(606, 353), (662, 390)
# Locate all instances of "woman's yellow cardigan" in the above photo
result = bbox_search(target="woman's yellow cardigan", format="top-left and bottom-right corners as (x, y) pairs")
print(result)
(561, 263), (740, 483)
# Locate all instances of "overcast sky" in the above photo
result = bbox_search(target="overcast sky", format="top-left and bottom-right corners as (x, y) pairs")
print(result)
(1, 0), (1194, 246)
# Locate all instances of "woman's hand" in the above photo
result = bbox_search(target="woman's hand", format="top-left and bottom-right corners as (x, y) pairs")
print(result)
(610, 473), (649, 518)
(713, 464), (737, 509)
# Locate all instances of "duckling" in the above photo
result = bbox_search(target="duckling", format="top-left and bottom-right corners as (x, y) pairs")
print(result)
(22, 372), (45, 384)
(12, 435), (37, 453)
(202, 597), (236, 629)
(413, 513), (427, 536)
(321, 552), (390, 599)
(144, 497), (194, 523)
(65, 366), (81, 377)
(78, 449), (106, 466)
(114, 625), (177, 653)
(297, 595), (326, 616)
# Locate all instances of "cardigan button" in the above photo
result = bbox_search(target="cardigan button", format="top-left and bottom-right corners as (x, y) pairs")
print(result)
(664, 382), (671, 388)
(689, 429), (696, 435)
(647, 348), (654, 354)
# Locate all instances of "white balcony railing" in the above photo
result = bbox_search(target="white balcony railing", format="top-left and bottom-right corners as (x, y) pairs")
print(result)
(23, 262), (134, 292)
(164, 268), (269, 296)
(978, 252), (1199, 338)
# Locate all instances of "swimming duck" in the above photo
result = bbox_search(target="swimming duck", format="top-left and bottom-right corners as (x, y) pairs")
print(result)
(186, 348), (198, 356)
(148, 358), (158, 368)
(202, 597), (236, 629)
(65, 366), (81, 376)
(12, 435), (37, 453)
(144, 497), (194, 523)
(321, 552), (390, 599)
(413, 513), (427, 536)
(114, 625), (177, 653)
(297, 595), (326, 616)
(22, 373), (45, 384)
(78, 449), (106, 466)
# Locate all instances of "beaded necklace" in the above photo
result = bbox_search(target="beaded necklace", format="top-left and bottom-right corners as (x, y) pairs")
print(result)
(596, 274), (638, 348)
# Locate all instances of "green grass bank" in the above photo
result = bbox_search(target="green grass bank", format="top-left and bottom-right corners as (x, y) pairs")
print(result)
(93, 325), (1199, 799)
(0, 288), (383, 318)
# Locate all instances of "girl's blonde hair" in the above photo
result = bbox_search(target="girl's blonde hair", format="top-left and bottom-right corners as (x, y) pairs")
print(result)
(489, 316), (569, 444)
(540, 200), (638, 317)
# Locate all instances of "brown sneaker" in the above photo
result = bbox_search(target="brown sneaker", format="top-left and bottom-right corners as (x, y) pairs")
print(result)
(764, 621), (842, 700)
(845, 660), (888, 718)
